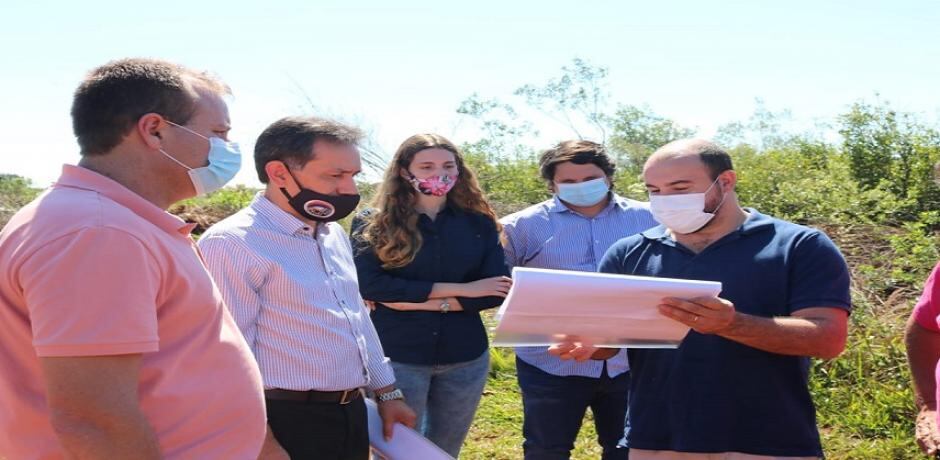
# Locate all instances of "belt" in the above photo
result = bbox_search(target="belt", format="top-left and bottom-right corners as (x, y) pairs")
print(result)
(264, 388), (363, 405)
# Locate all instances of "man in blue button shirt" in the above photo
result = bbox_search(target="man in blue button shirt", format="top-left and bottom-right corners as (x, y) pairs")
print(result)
(557, 139), (851, 460)
(501, 140), (658, 460)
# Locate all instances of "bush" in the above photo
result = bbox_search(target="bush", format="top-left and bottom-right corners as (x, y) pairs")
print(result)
(0, 175), (41, 229)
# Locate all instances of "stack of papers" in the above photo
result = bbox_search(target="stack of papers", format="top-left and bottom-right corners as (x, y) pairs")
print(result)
(366, 399), (454, 460)
(492, 267), (722, 348)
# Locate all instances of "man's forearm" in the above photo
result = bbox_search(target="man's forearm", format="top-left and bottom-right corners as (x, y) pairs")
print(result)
(718, 312), (845, 359)
(51, 409), (160, 459)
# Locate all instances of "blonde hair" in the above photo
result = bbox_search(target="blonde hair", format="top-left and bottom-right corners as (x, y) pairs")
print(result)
(362, 134), (500, 269)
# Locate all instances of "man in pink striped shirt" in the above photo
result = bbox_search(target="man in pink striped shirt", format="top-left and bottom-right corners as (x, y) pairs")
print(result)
(199, 116), (416, 460)
(0, 58), (266, 459)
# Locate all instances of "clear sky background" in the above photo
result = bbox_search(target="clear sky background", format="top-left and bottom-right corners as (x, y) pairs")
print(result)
(1, 0), (938, 187)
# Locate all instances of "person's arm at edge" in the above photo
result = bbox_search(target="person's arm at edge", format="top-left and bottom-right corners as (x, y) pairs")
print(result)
(908, 262), (940, 455)
(907, 316), (940, 410)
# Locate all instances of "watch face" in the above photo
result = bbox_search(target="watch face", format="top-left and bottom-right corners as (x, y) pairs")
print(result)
(379, 389), (404, 401)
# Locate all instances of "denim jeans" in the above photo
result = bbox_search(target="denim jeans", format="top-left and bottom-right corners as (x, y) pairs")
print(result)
(516, 357), (630, 460)
(390, 351), (490, 458)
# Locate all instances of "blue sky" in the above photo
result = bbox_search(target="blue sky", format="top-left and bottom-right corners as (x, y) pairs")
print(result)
(1, 0), (938, 186)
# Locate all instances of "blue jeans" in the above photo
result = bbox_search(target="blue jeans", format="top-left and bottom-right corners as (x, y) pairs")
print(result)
(390, 351), (490, 458)
(516, 357), (630, 460)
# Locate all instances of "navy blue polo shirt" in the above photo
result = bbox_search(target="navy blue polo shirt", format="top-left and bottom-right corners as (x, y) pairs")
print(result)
(351, 206), (509, 366)
(598, 209), (851, 457)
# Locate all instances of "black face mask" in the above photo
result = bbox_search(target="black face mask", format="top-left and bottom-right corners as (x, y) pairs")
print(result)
(280, 171), (360, 222)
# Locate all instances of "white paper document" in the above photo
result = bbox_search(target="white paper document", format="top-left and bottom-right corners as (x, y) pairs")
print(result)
(366, 398), (455, 460)
(492, 267), (723, 348)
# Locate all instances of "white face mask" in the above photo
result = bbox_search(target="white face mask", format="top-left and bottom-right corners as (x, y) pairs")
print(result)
(648, 177), (726, 234)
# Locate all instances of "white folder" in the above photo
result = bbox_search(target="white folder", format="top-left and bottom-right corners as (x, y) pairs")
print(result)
(493, 267), (723, 348)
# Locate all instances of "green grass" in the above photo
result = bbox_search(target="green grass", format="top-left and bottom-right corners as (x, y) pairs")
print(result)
(462, 348), (605, 459)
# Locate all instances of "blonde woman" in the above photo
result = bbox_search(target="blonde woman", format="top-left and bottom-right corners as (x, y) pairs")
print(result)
(352, 134), (510, 457)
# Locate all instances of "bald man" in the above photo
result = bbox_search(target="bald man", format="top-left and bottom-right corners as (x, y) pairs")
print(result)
(553, 140), (851, 459)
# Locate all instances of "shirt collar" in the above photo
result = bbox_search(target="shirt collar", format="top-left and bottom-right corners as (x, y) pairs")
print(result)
(249, 192), (317, 236)
(54, 164), (195, 236)
(641, 207), (773, 242)
(417, 201), (461, 221)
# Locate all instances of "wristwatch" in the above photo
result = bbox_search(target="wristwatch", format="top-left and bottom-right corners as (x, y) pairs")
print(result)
(439, 298), (451, 313)
(376, 388), (405, 403)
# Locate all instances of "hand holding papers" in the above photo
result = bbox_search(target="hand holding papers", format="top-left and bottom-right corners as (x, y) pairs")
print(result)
(492, 267), (723, 348)
(366, 399), (454, 460)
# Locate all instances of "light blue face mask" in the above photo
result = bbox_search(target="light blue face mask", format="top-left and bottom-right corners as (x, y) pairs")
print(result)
(556, 177), (610, 207)
(159, 121), (241, 195)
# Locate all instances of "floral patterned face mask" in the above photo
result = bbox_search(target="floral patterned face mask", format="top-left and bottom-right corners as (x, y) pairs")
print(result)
(409, 174), (458, 196)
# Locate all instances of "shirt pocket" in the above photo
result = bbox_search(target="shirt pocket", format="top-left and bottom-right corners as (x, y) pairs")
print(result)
(447, 231), (485, 277)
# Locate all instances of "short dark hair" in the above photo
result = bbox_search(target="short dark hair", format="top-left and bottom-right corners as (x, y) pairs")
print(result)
(71, 58), (229, 156)
(693, 141), (735, 179)
(539, 140), (616, 183)
(254, 116), (364, 183)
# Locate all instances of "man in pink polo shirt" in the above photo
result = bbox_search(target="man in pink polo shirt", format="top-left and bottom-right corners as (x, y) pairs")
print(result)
(0, 58), (266, 459)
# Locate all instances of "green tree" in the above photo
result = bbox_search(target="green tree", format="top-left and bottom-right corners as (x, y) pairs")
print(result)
(0, 174), (41, 228)
(838, 99), (940, 221)
(715, 98), (797, 151)
(513, 58), (610, 142)
(607, 104), (696, 179)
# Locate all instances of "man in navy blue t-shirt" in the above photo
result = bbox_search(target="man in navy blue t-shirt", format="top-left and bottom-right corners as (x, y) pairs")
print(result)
(552, 139), (851, 459)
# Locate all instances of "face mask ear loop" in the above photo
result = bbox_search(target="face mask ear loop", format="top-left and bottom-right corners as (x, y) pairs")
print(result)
(164, 119), (213, 158)
(158, 149), (193, 171)
(707, 176), (728, 214)
(278, 164), (303, 200)
(165, 119), (210, 141)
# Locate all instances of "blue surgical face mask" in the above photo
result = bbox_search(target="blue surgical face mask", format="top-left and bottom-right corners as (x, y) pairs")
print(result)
(158, 120), (241, 195)
(556, 177), (610, 207)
